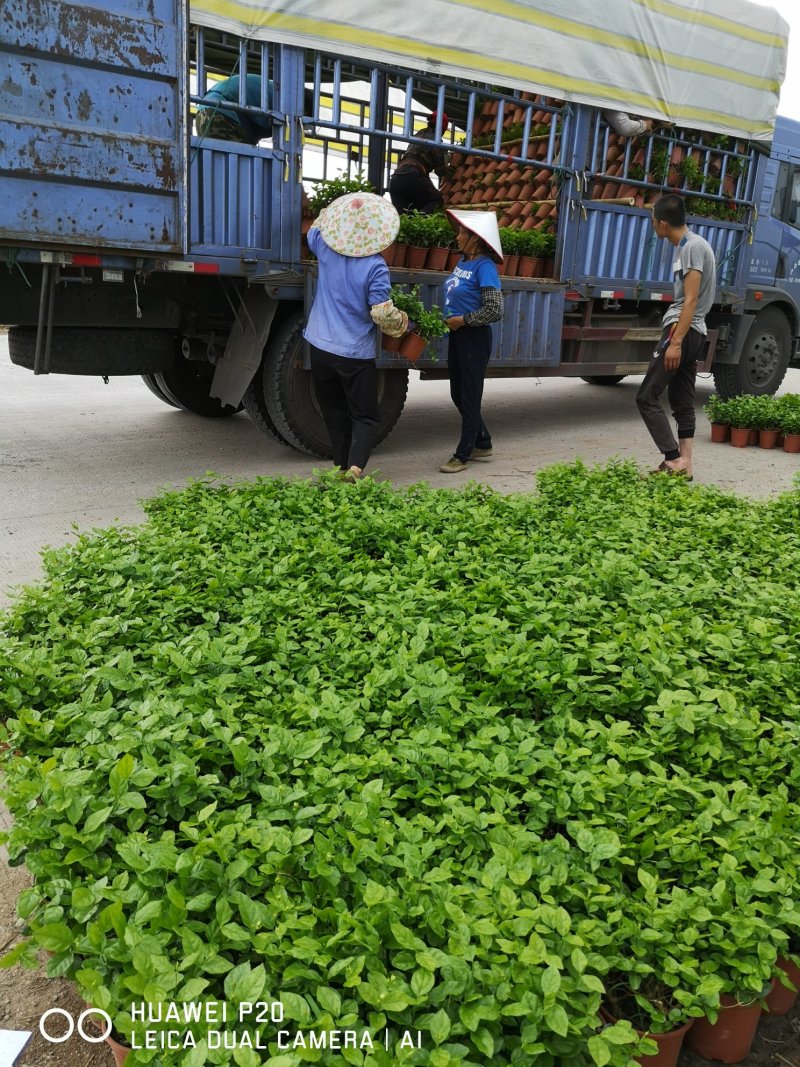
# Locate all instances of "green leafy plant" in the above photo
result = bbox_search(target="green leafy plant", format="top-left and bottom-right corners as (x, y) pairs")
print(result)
(703, 394), (728, 425)
(4, 461), (800, 1064)
(389, 284), (448, 341)
(308, 172), (375, 215)
(398, 211), (454, 249)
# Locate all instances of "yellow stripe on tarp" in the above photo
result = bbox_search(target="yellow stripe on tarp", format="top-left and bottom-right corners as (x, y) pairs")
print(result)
(633, 0), (787, 49)
(193, 1), (774, 134)
(447, 0), (777, 92)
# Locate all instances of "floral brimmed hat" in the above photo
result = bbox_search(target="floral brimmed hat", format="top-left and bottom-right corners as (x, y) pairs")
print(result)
(446, 208), (504, 263)
(317, 193), (400, 257)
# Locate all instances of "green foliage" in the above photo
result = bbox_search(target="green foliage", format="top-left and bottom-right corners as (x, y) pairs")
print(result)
(4, 462), (800, 1062)
(398, 212), (454, 249)
(308, 173), (375, 215)
(389, 284), (448, 340)
(708, 394), (800, 432)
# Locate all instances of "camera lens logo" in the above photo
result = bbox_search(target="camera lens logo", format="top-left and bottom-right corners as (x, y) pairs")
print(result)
(39, 1008), (112, 1043)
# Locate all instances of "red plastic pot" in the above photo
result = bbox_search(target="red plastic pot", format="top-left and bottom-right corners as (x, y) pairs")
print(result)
(106, 1034), (131, 1066)
(759, 428), (779, 449)
(634, 1019), (694, 1067)
(393, 242), (408, 268)
(426, 245), (450, 271)
(783, 432), (800, 453)
(380, 242), (397, 267)
(710, 423), (730, 443)
(446, 249), (462, 271)
(405, 245), (428, 269)
(517, 255), (536, 277)
(381, 332), (403, 352)
(730, 427), (750, 447)
(685, 985), (773, 1064)
(501, 254), (520, 275)
(399, 331), (427, 361)
(747, 427), (759, 445)
(763, 957), (800, 1016)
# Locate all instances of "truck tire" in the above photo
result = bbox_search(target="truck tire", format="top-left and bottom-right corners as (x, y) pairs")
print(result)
(713, 307), (791, 397)
(8, 326), (177, 375)
(244, 311), (409, 457)
(151, 361), (243, 417)
(580, 375), (627, 385)
(141, 374), (180, 408)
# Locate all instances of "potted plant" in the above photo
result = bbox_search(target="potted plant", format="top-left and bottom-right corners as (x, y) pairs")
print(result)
(725, 395), (754, 447)
(704, 394), (730, 443)
(763, 948), (800, 1016)
(751, 394), (782, 448)
(499, 226), (521, 275)
(388, 284), (448, 360)
(602, 974), (695, 1067)
(779, 397), (800, 452)
(516, 228), (545, 276)
(397, 210), (431, 269)
(307, 172), (375, 216)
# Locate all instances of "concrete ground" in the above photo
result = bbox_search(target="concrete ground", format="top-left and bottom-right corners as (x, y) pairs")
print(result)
(2, 335), (800, 605)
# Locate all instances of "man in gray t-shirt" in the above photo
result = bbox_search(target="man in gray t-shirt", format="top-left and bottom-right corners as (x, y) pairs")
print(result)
(636, 194), (716, 479)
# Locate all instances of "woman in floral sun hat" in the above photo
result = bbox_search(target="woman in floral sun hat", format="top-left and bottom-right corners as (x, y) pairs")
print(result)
(304, 192), (408, 480)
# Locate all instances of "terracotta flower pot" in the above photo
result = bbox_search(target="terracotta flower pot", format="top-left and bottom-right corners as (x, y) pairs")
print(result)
(446, 249), (462, 271)
(730, 427), (750, 447)
(405, 245), (428, 269)
(426, 245), (450, 271)
(747, 427), (759, 445)
(399, 331), (427, 361)
(517, 255), (536, 277)
(710, 423), (730, 443)
(758, 428), (780, 449)
(601, 1006), (694, 1067)
(393, 242), (408, 268)
(506, 201), (524, 219)
(685, 986), (773, 1064)
(634, 1020), (694, 1067)
(381, 332), (403, 352)
(783, 432), (800, 453)
(106, 1034), (131, 1066)
(380, 242), (397, 267)
(501, 254), (519, 275)
(763, 957), (800, 1016)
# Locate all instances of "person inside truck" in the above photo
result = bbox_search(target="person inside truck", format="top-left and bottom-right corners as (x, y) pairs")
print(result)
(196, 74), (274, 144)
(603, 111), (653, 137)
(388, 111), (452, 214)
(303, 193), (408, 481)
(636, 193), (716, 480)
(438, 209), (505, 474)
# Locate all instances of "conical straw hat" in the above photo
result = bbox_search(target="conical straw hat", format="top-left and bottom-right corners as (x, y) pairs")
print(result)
(446, 208), (504, 263)
(317, 192), (400, 257)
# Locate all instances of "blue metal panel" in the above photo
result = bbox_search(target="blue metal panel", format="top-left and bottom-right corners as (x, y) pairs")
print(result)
(376, 275), (565, 369)
(570, 204), (749, 295)
(189, 140), (290, 260)
(0, 0), (185, 253)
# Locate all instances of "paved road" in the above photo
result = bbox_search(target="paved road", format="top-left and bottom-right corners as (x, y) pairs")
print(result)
(3, 335), (800, 604)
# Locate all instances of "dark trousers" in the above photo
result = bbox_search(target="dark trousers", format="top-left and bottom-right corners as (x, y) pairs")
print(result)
(388, 168), (443, 214)
(448, 325), (493, 461)
(636, 327), (706, 455)
(310, 346), (380, 470)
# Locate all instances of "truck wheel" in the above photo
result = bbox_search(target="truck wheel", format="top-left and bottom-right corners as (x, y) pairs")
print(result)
(151, 361), (243, 417)
(580, 375), (627, 385)
(713, 308), (791, 397)
(8, 326), (177, 374)
(244, 311), (409, 456)
(141, 374), (179, 408)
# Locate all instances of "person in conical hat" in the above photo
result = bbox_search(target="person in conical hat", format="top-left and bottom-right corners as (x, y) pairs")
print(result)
(304, 192), (408, 480)
(438, 209), (505, 474)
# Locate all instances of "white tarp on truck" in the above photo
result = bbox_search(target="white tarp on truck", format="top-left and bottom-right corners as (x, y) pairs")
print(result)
(191, 0), (788, 139)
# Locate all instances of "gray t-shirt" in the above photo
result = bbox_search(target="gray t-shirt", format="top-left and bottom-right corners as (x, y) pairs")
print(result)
(662, 230), (716, 336)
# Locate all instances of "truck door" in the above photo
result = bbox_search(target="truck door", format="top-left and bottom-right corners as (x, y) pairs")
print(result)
(0, 0), (185, 254)
(766, 161), (800, 300)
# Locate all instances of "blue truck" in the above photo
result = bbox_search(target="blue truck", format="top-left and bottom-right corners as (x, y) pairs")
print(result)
(0, 0), (797, 457)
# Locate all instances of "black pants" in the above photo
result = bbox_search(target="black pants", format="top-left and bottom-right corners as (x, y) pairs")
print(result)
(636, 327), (706, 456)
(448, 325), (493, 461)
(310, 347), (380, 470)
(388, 168), (443, 214)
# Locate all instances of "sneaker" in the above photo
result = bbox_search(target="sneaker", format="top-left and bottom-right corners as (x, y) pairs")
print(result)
(470, 446), (493, 459)
(439, 456), (469, 473)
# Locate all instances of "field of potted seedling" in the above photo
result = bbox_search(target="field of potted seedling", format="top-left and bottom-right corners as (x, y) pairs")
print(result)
(1, 458), (799, 1066)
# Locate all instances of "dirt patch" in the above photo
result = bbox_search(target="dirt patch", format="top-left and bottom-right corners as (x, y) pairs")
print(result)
(0, 859), (113, 1065)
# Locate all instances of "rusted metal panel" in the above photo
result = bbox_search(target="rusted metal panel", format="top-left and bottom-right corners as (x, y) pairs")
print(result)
(0, 0), (184, 253)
